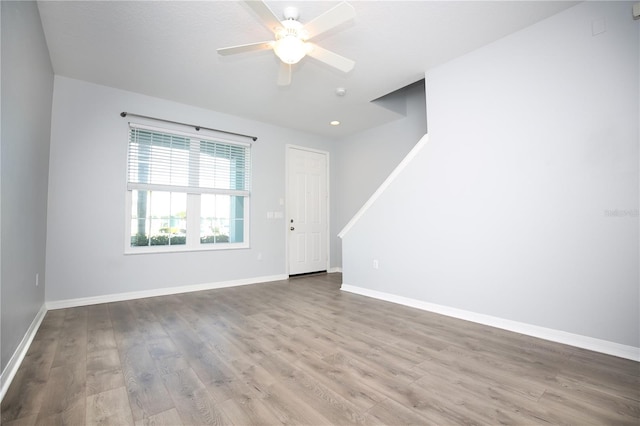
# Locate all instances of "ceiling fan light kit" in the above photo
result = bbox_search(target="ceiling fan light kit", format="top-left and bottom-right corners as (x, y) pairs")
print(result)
(217, 1), (355, 85)
(273, 37), (305, 64)
(273, 20), (309, 65)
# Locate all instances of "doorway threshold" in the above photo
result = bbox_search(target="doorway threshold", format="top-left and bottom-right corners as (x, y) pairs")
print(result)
(289, 270), (327, 278)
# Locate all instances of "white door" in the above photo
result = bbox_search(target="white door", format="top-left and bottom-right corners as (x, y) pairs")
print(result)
(287, 147), (328, 275)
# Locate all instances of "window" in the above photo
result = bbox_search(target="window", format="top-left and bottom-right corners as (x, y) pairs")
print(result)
(125, 123), (250, 252)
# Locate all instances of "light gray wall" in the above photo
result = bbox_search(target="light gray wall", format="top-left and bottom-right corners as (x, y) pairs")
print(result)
(332, 82), (426, 267)
(1, 1), (53, 371)
(342, 1), (639, 348)
(45, 76), (337, 302)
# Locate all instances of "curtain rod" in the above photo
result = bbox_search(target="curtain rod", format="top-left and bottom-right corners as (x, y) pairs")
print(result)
(120, 112), (258, 142)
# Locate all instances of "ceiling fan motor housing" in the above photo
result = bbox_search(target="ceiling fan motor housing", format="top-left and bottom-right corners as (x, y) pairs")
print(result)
(283, 6), (299, 21)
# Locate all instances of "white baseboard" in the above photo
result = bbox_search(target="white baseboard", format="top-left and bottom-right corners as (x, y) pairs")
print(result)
(341, 284), (640, 362)
(328, 267), (343, 274)
(47, 274), (288, 310)
(1, 303), (47, 402)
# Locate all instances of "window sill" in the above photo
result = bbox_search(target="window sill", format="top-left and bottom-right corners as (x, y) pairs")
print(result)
(124, 243), (249, 255)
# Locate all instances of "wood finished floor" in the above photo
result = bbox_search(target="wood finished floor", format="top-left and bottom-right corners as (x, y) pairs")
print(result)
(2, 273), (638, 425)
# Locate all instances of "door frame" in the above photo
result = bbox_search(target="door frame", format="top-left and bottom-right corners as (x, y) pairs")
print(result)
(285, 144), (331, 276)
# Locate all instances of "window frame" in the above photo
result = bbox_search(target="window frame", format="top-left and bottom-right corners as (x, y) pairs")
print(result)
(124, 122), (251, 254)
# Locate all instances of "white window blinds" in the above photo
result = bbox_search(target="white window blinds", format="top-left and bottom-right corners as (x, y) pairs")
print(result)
(127, 124), (251, 195)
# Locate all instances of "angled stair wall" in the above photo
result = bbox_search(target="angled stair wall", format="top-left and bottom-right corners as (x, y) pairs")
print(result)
(339, 1), (639, 361)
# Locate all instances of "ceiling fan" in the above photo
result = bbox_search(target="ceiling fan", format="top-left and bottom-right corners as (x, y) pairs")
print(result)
(217, 1), (355, 86)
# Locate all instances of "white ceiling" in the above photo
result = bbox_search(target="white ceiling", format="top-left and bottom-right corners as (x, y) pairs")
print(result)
(37, 1), (578, 138)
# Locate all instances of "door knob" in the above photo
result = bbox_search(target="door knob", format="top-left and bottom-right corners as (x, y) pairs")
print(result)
(290, 226), (295, 231)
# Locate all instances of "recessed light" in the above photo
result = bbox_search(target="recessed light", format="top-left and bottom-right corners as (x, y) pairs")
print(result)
(330, 120), (341, 126)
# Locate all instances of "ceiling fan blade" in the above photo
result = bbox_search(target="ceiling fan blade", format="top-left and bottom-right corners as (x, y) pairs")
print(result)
(304, 2), (355, 40)
(245, 0), (283, 33)
(277, 62), (292, 86)
(306, 43), (354, 73)
(217, 41), (273, 56)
